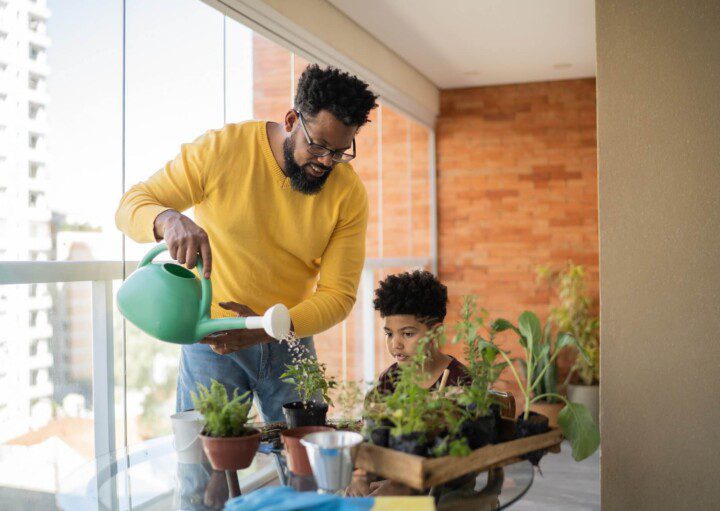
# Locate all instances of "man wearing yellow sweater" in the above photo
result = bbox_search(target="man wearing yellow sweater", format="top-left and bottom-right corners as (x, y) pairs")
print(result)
(116, 65), (377, 421)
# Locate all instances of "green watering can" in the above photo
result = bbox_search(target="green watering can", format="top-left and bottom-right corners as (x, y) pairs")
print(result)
(117, 243), (291, 344)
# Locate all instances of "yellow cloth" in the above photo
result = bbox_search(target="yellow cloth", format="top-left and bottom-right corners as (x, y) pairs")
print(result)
(373, 497), (436, 511)
(115, 121), (368, 337)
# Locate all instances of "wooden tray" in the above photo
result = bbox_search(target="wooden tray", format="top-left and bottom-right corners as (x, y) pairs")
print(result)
(355, 418), (563, 490)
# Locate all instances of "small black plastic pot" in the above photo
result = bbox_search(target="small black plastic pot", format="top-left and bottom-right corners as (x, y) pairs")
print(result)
(515, 411), (550, 465)
(282, 401), (328, 428)
(460, 411), (498, 450)
(388, 431), (430, 456)
(363, 417), (392, 447)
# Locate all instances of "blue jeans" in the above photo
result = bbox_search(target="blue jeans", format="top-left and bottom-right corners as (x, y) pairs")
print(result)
(176, 337), (314, 422)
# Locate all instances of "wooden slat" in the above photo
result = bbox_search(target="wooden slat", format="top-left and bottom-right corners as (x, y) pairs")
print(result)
(355, 426), (564, 490)
(421, 429), (563, 488)
(356, 443), (426, 489)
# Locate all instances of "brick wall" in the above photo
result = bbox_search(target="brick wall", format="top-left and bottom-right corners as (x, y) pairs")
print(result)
(437, 79), (599, 392)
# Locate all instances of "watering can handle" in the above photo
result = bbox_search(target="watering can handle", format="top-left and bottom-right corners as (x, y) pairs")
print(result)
(138, 242), (213, 321)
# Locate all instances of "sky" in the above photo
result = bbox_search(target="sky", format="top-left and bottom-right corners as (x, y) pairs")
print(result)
(46, 0), (253, 258)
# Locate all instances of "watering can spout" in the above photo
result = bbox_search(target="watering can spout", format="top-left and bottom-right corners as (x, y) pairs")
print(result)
(194, 304), (291, 341)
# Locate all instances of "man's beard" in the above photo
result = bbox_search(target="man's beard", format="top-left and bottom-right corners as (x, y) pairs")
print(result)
(283, 137), (333, 195)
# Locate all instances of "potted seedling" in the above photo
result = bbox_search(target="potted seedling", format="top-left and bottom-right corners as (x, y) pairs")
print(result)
(280, 345), (337, 428)
(522, 322), (564, 427)
(362, 386), (393, 447)
(451, 297), (507, 449)
(191, 380), (260, 471)
(492, 311), (600, 465)
(381, 333), (449, 456)
(539, 262), (600, 425)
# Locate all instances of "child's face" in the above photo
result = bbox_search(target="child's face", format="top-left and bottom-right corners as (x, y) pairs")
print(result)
(383, 315), (431, 365)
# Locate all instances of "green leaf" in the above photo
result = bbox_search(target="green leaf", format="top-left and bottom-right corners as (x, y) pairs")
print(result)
(491, 318), (518, 334)
(555, 332), (590, 361)
(518, 311), (542, 349)
(557, 402), (600, 461)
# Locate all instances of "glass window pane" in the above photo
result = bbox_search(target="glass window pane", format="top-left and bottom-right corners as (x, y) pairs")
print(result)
(410, 121), (431, 258)
(380, 104), (412, 258)
(124, 0), (224, 451)
(225, 16), (253, 124)
(252, 33), (291, 121)
(0, 0), (122, 264)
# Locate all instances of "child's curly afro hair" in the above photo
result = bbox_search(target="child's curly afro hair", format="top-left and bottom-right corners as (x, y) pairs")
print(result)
(373, 270), (448, 326)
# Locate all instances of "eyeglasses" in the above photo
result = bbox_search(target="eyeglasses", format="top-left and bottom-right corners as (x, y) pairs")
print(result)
(295, 110), (356, 163)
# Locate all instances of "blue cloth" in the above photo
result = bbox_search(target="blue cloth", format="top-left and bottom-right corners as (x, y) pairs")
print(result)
(224, 487), (374, 511)
(176, 336), (315, 422)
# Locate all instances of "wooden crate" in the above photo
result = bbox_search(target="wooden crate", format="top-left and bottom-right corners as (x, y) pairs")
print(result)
(355, 418), (563, 490)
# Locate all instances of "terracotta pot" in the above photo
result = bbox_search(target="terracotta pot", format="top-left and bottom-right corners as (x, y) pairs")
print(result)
(530, 401), (565, 427)
(199, 429), (261, 471)
(281, 426), (333, 476)
(568, 383), (599, 426)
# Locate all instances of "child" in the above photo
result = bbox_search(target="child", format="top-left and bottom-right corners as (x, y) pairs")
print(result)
(373, 270), (471, 393)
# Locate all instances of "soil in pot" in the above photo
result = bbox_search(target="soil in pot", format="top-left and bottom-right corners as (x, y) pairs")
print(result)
(283, 401), (328, 428)
(515, 412), (549, 466)
(281, 425), (333, 476)
(200, 429), (261, 471)
(388, 431), (431, 456)
(363, 417), (393, 447)
(460, 412), (498, 449)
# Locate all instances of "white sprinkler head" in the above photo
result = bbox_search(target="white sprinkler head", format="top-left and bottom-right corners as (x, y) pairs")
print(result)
(262, 304), (291, 340)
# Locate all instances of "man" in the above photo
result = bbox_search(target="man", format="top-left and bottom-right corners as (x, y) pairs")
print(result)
(116, 65), (377, 421)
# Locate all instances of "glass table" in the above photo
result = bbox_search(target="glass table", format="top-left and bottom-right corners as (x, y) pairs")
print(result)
(57, 435), (534, 510)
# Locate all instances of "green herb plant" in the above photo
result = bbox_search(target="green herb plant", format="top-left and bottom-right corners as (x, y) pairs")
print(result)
(538, 262), (599, 385)
(452, 296), (507, 419)
(491, 312), (600, 461)
(191, 379), (254, 438)
(280, 347), (337, 408)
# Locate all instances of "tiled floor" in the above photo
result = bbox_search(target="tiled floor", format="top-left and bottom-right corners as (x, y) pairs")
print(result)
(512, 441), (600, 510)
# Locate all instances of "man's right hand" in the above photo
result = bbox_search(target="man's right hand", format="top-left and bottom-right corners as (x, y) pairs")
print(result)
(154, 210), (212, 278)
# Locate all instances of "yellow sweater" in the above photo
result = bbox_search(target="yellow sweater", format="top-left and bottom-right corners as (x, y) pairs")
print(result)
(115, 121), (368, 338)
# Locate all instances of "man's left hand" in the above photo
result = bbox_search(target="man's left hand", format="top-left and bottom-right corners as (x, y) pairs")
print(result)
(199, 302), (274, 355)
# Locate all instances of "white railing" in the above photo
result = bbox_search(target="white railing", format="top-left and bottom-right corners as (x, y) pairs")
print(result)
(0, 259), (137, 511)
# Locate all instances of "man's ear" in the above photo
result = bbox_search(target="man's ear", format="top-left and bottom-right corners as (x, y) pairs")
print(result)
(284, 110), (298, 132)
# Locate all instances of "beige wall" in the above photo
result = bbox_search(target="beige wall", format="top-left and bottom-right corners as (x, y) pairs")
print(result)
(596, 1), (720, 509)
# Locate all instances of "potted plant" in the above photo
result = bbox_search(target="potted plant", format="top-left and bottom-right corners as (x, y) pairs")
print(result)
(362, 387), (393, 447)
(491, 311), (600, 465)
(522, 322), (564, 427)
(451, 297), (507, 449)
(539, 262), (600, 425)
(280, 345), (337, 428)
(191, 379), (260, 471)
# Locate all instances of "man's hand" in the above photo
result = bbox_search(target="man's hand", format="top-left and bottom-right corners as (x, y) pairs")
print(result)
(154, 209), (212, 278)
(199, 302), (274, 355)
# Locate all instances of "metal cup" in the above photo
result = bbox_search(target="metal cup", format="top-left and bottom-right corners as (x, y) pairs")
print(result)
(300, 431), (364, 494)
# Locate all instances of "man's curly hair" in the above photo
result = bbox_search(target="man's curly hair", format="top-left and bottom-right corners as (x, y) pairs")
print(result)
(373, 270), (448, 326)
(294, 64), (378, 127)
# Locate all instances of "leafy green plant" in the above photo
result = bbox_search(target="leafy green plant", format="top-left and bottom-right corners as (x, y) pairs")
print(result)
(518, 318), (560, 403)
(452, 296), (507, 418)
(281, 354), (337, 407)
(492, 312), (600, 461)
(538, 262), (599, 385)
(190, 379), (254, 438)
